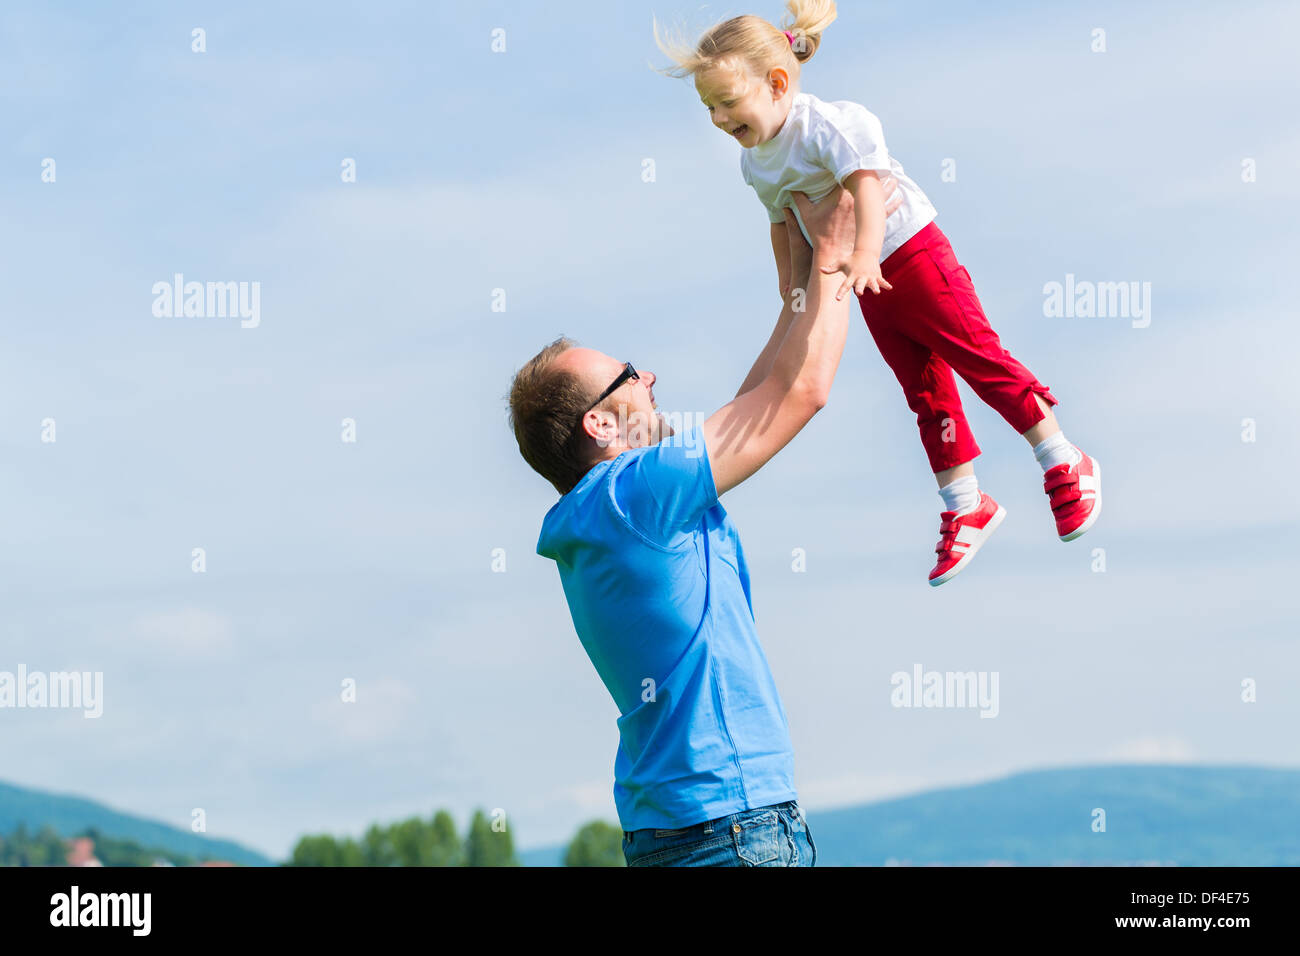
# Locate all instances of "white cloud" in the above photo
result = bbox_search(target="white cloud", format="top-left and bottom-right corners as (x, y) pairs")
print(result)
(1104, 736), (1196, 763)
(309, 677), (417, 745)
(131, 608), (233, 654)
(559, 780), (617, 815)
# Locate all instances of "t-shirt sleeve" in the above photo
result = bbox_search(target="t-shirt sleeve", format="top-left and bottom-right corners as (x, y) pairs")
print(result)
(811, 103), (892, 186)
(612, 426), (718, 544)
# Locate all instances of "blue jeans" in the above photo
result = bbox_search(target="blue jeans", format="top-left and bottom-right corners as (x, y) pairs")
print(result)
(621, 800), (817, 867)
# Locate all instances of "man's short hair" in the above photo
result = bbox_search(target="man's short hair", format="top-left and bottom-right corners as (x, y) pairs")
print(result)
(508, 337), (596, 494)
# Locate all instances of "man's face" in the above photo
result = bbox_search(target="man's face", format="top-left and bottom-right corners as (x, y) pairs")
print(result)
(696, 61), (789, 148)
(557, 347), (672, 453)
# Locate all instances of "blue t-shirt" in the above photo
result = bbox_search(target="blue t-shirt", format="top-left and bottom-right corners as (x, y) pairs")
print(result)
(536, 426), (797, 831)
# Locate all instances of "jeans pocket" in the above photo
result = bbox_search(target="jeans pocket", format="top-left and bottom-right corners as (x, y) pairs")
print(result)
(627, 834), (732, 867)
(796, 806), (818, 867)
(732, 809), (782, 866)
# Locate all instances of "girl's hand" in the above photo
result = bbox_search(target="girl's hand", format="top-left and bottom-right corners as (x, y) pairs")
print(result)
(820, 247), (893, 300)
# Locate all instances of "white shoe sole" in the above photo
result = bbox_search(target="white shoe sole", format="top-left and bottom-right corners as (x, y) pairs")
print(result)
(929, 505), (1007, 587)
(1059, 458), (1102, 542)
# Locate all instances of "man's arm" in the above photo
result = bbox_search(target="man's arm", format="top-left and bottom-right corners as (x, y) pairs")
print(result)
(734, 223), (799, 399)
(735, 177), (904, 400)
(771, 219), (793, 299)
(703, 187), (856, 496)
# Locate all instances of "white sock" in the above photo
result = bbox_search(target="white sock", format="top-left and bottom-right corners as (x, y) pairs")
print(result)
(938, 475), (980, 515)
(1033, 431), (1081, 471)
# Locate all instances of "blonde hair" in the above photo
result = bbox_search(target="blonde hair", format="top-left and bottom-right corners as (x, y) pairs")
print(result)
(653, 0), (837, 84)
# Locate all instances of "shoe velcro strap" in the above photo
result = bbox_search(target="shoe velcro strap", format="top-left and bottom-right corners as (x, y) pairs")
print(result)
(1051, 489), (1082, 510)
(1044, 472), (1077, 493)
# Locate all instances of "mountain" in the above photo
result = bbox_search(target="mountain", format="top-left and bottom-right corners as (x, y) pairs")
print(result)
(811, 764), (1300, 865)
(519, 844), (567, 867)
(0, 780), (272, 866)
(11, 765), (1296, 867)
(518, 765), (1300, 866)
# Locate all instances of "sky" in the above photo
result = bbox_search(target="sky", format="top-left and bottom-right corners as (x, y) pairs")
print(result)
(1, 0), (1297, 859)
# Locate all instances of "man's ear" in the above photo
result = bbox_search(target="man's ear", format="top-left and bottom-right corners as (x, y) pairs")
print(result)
(581, 408), (617, 450)
(768, 67), (790, 97)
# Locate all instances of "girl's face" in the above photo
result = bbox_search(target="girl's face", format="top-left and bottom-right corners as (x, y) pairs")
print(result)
(695, 62), (791, 148)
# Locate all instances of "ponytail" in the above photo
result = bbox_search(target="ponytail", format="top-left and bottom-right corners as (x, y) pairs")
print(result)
(782, 0), (837, 64)
(653, 1), (837, 80)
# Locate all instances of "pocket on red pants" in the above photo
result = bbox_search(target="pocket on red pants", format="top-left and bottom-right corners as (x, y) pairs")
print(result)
(920, 243), (989, 342)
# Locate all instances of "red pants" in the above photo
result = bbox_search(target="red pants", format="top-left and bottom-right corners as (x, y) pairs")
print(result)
(856, 221), (1057, 474)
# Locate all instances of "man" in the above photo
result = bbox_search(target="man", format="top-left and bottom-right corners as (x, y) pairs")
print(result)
(508, 186), (857, 866)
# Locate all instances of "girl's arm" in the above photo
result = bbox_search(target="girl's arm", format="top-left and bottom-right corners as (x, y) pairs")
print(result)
(822, 170), (894, 300)
(735, 219), (808, 399)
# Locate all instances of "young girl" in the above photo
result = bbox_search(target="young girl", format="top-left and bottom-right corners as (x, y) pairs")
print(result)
(655, 0), (1101, 586)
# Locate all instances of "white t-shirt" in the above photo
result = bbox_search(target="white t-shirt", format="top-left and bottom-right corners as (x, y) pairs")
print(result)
(740, 91), (937, 260)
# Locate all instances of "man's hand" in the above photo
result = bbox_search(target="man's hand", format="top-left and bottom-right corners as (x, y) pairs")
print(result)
(819, 170), (900, 300)
(789, 186), (858, 278)
(785, 177), (902, 299)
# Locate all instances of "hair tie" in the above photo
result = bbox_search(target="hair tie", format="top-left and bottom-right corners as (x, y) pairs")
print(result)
(783, 30), (796, 46)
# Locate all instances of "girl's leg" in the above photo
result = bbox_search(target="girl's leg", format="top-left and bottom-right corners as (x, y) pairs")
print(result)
(889, 226), (1101, 539)
(892, 226), (1060, 439)
(862, 227), (985, 501)
(857, 263), (1007, 585)
(934, 459), (975, 489)
(1022, 393), (1061, 447)
(858, 303), (981, 479)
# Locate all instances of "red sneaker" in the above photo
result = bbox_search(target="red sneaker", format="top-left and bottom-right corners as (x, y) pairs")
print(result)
(928, 492), (1007, 587)
(1043, 447), (1102, 541)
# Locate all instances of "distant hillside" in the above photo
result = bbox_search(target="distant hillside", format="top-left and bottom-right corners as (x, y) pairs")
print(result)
(811, 765), (1300, 866)
(0, 781), (272, 866)
(518, 765), (1300, 866)
(518, 844), (566, 867)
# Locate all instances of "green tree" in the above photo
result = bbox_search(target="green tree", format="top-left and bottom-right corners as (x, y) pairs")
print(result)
(390, 817), (435, 866)
(27, 825), (65, 866)
(338, 837), (366, 866)
(463, 808), (518, 866)
(0, 824), (27, 866)
(429, 810), (463, 867)
(361, 823), (397, 866)
(281, 808), (491, 866)
(287, 834), (349, 867)
(564, 821), (626, 867)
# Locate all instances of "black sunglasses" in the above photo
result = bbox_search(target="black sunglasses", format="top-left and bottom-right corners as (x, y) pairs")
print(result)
(582, 361), (640, 414)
